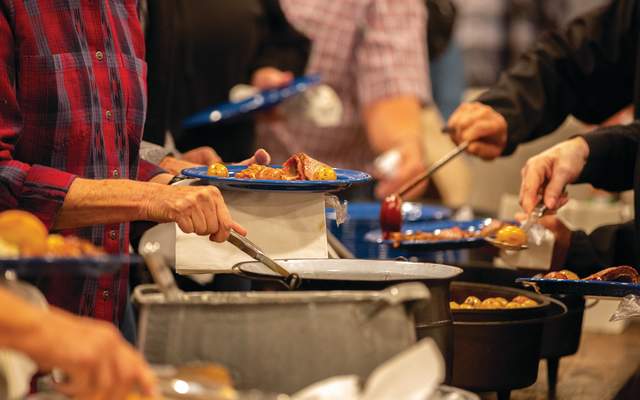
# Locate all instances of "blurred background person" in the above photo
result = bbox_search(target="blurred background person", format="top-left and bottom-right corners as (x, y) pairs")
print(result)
(141, 0), (310, 172)
(256, 0), (431, 200)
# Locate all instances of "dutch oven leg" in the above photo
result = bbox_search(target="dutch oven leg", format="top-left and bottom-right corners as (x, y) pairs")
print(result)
(497, 390), (511, 400)
(547, 357), (560, 398)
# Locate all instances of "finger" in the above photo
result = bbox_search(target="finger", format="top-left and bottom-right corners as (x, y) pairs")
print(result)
(544, 169), (570, 210)
(467, 141), (502, 160)
(210, 198), (234, 242)
(253, 148), (271, 165)
(202, 197), (220, 235)
(134, 357), (158, 397)
(111, 349), (136, 400)
(519, 161), (547, 213)
(177, 216), (195, 234)
(191, 207), (209, 235)
(447, 102), (476, 130)
(234, 148), (272, 166)
(462, 119), (505, 144)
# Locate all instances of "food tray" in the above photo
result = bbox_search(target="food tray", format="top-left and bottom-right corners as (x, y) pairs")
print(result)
(182, 165), (372, 192)
(0, 254), (139, 278)
(516, 277), (640, 298)
(182, 74), (321, 128)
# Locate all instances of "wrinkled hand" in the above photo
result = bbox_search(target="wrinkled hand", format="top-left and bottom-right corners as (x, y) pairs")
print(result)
(519, 137), (589, 213)
(447, 102), (508, 160)
(34, 309), (156, 400)
(515, 212), (573, 268)
(374, 141), (427, 199)
(182, 146), (222, 165)
(144, 185), (246, 242)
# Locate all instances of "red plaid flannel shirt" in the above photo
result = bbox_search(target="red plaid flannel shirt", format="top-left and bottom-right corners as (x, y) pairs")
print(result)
(0, 0), (164, 325)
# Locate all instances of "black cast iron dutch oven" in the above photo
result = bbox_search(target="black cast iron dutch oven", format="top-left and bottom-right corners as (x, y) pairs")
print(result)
(449, 282), (567, 400)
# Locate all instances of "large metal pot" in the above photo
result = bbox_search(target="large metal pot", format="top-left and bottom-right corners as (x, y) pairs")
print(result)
(450, 282), (566, 400)
(229, 258), (462, 381)
(134, 282), (430, 394)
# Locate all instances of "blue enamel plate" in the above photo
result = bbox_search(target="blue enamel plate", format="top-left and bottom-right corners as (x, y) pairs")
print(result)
(181, 165), (372, 192)
(516, 277), (640, 298)
(365, 218), (496, 250)
(182, 74), (321, 129)
(0, 254), (140, 278)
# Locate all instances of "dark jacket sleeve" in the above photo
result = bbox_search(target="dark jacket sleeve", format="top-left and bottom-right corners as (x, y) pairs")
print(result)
(565, 221), (638, 276)
(253, 0), (310, 75)
(476, 0), (639, 154)
(577, 123), (640, 192)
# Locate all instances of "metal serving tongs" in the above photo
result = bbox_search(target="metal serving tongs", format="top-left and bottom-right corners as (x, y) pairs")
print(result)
(228, 231), (301, 289)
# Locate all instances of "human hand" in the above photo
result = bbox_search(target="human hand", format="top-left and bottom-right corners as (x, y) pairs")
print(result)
(143, 185), (246, 242)
(181, 146), (222, 165)
(32, 309), (156, 400)
(374, 140), (427, 200)
(447, 102), (508, 160)
(251, 67), (294, 90)
(234, 148), (271, 166)
(519, 137), (589, 213)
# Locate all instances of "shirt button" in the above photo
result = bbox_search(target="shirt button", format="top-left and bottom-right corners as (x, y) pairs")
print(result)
(109, 230), (117, 240)
(95, 50), (104, 61)
(105, 110), (112, 119)
(112, 169), (119, 177)
(102, 289), (110, 300)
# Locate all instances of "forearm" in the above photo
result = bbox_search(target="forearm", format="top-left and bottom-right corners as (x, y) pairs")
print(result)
(577, 123), (640, 191)
(478, 0), (637, 154)
(363, 95), (423, 153)
(53, 177), (169, 229)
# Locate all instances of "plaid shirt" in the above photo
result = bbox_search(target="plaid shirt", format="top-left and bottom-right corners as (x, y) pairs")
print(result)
(0, 0), (164, 325)
(257, 0), (429, 171)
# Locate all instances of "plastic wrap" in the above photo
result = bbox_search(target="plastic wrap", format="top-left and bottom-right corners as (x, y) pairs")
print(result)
(325, 195), (348, 225)
(610, 295), (640, 321)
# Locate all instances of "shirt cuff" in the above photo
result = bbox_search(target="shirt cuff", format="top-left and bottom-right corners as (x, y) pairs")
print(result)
(576, 133), (611, 184)
(138, 159), (167, 182)
(20, 164), (77, 230)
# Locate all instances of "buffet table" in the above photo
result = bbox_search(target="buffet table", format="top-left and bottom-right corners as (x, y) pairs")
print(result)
(498, 322), (640, 400)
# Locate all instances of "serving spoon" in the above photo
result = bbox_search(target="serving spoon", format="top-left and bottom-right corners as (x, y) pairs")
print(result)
(484, 201), (548, 251)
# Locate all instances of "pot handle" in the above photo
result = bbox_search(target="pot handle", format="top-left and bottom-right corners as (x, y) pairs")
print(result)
(231, 264), (301, 290)
(380, 282), (431, 306)
(364, 283), (431, 320)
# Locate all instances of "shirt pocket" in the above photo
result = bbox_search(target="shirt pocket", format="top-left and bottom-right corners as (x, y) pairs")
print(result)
(119, 53), (148, 146)
(17, 53), (94, 161)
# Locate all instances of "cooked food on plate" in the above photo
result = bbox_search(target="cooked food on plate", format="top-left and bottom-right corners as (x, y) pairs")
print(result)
(229, 152), (337, 181)
(207, 162), (229, 177)
(542, 266), (640, 284)
(0, 210), (104, 257)
(450, 294), (538, 310)
(387, 219), (516, 247)
(543, 269), (580, 280)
